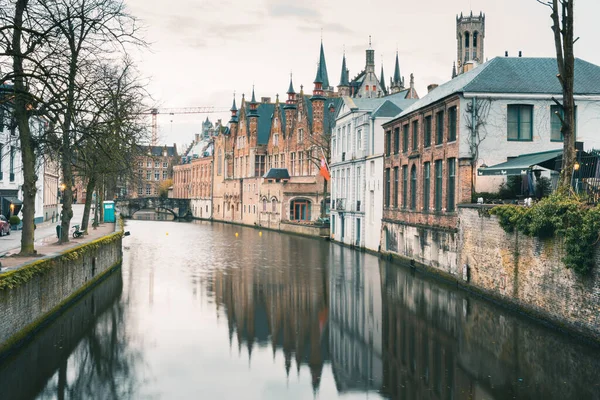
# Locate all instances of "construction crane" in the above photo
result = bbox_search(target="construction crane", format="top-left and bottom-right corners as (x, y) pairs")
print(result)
(143, 107), (230, 146)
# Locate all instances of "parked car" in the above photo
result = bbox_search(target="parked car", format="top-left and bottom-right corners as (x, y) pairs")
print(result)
(0, 215), (10, 236)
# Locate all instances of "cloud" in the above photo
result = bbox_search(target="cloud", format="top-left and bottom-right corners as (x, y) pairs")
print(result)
(268, 3), (320, 18)
(298, 22), (353, 35)
(266, 0), (352, 35)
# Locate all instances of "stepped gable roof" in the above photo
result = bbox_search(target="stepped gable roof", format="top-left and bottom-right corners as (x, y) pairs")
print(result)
(142, 145), (178, 157)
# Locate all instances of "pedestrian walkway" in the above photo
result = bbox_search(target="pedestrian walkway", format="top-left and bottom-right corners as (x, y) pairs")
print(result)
(0, 223), (116, 272)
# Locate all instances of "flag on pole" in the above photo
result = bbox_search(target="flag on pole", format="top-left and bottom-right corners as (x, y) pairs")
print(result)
(319, 157), (330, 181)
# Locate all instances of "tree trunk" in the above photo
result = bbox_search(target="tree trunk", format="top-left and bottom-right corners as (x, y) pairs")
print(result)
(81, 174), (96, 234)
(12, 0), (37, 256)
(99, 176), (105, 222)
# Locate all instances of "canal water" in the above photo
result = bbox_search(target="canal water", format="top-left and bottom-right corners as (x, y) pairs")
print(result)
(1, 220), (599, 399)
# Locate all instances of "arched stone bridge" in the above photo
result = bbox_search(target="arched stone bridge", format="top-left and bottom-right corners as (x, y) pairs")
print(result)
(116, 197), (191, 219)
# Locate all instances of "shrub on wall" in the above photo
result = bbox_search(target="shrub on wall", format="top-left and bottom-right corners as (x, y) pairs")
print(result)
(490, 193), (600, 275)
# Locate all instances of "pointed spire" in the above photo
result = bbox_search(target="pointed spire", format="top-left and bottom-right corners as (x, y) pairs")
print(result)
(249, 86), (259, 116)
(230, 92), (237, 112)
(250, 85), (257, 104)
(287, 73), (295, 94)
(338, 53), (349, 86)
(316, 40), (330, 89)
(393, 51), (401, 84)
(452, 62), (457, 79)
(380, 63), (387, 94)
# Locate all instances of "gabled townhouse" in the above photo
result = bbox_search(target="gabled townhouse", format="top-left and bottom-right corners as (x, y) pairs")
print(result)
(380, 56), (600, 272)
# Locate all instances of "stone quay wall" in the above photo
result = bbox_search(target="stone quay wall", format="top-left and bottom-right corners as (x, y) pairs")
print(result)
(458, 205), (600, 342)
(381, 205), (600, 342)
(0, 231), (123, 356)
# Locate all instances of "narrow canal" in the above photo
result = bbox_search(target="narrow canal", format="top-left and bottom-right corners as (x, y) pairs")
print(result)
(1, 220), (599, 399)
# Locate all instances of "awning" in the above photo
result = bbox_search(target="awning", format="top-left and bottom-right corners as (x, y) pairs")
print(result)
(478, 149), (562, 176)
(4, 197), (22, 205)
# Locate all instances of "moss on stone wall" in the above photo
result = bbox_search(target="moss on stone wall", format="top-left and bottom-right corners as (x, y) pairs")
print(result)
(0, 232), (123, 291)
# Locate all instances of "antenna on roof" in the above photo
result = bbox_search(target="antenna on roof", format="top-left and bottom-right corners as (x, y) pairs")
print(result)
(369, 35), (372, 48)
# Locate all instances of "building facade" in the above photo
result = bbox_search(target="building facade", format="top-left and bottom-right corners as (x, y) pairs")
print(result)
(381, 56), (600, 272)
(211, 42), (342, 234)
(173, 132), (214, 219)
(132, 145), (178, 198)
(329, 94), (417, 250)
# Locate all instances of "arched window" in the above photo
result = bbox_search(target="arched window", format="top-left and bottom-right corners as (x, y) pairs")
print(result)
(290, 198), (311, 221)
(271, 198), (277, 213)
(464, 31), (470, 48)
(262, 198), (267, 211)
(473, 31), (478, 47)
(410, 165), (417, 210)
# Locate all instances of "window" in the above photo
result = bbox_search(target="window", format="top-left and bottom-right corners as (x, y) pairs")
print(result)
(393, 128), (399, 154)
(551, 105), (577, 142)
(163, 171), (168, 179)
(155, 171), (160, 181)
(412, 120), (419, 151)
(217, 149), (222, 175)
(298, 152), (304, 175)
(138, 187), (143, 195)
(410, 165), (417, 210)
(507, 105), (533, 141)
(298, 128), (304, 142)
(447, 158), (456, 212)
(147, 160), (151, 168)
(473, 31), (478, 47)
(254, 155), (265, 177)
(274, 133), (279, 146)
(435, 160), (443, 211)
(146, 171), (151, 180)
(272, 199), (277, 212)
(281, 154), (285, 168)
(163, 162), (168, 168)
(385, 168), (391, 207)
(424, 116), (432, 148)
(290, 199), (311, 221)
(436, 111), (444, 145)
(402, 165), (408, 209)
(465, 31), (470, 48)
(357, 129), (362, 150)
(138, 161), (142, 168)
(146, 184), (151, 195)
(274, 154), (279, 168)
(155, 161), (160, 168)
(393, 167), (399, 207)
(262, 198), (267, 212)
(290, 153), (296, 175)
(423, 162), (430, 211)
(386, 131), (392, 156)
(402, 125), (409, 153)
(448, 106), (457, 142)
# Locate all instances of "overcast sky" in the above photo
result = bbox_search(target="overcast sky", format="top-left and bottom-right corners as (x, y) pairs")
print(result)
(124, 0), (600, 149)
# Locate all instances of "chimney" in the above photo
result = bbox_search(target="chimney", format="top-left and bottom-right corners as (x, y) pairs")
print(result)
(261, 97), (271, 104)
(505, 51), (509, 57)
(519, 51), (522, 57)
(427, 84), (439, 93)
(195, 133), (200, 143)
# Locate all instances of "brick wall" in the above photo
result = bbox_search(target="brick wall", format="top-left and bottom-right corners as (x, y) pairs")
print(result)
(459, 205), (600, 341)
(0, 233), (123, 354)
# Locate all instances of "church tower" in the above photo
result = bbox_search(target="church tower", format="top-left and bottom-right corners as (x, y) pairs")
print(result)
(456, 11), (485, 75)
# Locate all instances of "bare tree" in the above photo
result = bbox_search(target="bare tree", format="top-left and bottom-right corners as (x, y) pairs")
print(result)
(464, 97), (492, 193)
(537, 0), (576, 191)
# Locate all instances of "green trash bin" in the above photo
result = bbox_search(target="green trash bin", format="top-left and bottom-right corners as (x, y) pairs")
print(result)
(103, 201), (115, 223)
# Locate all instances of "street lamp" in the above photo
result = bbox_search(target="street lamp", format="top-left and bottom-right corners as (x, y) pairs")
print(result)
(60, 183), (66, 204)
(10, 203), (14, 217)
(572, 162), (580, 192)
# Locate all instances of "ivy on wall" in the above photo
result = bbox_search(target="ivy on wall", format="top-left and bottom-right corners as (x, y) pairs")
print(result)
(490, 194), (600, 275)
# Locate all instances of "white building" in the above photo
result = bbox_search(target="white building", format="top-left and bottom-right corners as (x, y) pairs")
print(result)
(330, 94), (416, 250)
(0, 87), (58, 224)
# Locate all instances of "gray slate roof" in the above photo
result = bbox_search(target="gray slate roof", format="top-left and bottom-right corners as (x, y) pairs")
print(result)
(392, 57), (600, 123)
(263, 168), (290, 179)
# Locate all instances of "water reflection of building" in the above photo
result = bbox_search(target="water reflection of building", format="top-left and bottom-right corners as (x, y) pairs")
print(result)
(212, 249), (330, 392)
(379, 261), (600, 400)
(329, 248), (383, 393)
